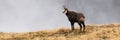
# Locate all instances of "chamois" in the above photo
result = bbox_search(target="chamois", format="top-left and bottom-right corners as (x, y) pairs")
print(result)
(63, 6), (85, 32)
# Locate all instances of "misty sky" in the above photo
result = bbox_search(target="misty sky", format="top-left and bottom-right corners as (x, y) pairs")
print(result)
(0, 0), (120, 32)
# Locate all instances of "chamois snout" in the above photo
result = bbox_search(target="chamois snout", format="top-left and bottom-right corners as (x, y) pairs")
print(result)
(63, 9), (67, 13)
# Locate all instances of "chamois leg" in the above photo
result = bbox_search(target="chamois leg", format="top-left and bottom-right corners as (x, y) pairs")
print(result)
(82, 22), (85, 32)
(78, 22), (82, 32)
(70, 22), (75, 31)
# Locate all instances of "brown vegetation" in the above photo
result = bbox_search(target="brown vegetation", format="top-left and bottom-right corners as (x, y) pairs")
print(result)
(0, 24), (120, 40)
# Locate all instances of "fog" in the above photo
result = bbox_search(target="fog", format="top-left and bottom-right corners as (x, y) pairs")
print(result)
(65, 0), (120, 24)
(0, 0), (119, 32)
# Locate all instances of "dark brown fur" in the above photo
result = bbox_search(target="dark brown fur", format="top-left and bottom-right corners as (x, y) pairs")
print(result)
(63, 7), (85, 32)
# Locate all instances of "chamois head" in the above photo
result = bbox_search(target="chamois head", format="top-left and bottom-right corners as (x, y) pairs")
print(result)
(63, 5), (68, 14)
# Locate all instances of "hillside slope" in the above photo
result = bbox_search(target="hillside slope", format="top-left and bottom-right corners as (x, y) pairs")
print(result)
(0, 24), (120, 40)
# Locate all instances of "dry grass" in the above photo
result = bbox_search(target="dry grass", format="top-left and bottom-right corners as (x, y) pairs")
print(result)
(0, 24), (120, 40)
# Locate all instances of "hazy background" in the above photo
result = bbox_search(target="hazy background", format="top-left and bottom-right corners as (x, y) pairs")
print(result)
(0, 0), (119, 32)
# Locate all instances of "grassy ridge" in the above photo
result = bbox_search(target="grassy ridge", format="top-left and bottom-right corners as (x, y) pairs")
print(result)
(0, 24), (120, 40)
